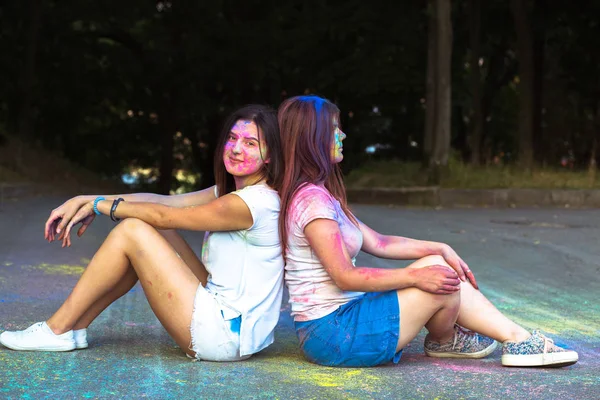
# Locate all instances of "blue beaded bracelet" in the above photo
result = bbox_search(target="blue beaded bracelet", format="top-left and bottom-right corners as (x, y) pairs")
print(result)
(93, 196), (105, 216)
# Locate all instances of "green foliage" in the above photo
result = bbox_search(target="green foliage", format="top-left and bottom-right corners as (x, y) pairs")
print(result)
(2, 0), (600, 190)
(346, 158), (600, 189)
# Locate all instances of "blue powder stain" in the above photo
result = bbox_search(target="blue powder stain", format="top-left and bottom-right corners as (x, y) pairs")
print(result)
(299, 95), (324, 113)
(220, 310), (241, 334)
(229, 316), (241, 334)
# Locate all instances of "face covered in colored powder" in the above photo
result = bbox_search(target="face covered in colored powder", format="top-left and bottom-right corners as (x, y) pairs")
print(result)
(331, 117), (346, 163)
(223, 119), (269, 184)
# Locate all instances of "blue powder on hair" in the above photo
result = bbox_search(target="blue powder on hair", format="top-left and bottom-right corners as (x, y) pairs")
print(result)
(313, 98), (324, 113)
(299, 95), (324, 113)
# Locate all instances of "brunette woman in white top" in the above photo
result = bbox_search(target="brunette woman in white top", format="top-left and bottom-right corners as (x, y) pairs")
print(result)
(0, 104), (284, 361)
(277, 95), (578, 368)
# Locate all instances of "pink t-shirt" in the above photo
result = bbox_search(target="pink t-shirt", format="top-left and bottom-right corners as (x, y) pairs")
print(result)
(285, 183), (364, 322)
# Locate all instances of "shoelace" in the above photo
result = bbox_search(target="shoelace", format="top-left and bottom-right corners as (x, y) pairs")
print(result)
(25, 322), (44, 333)
(453, 326), (478, 350)
(541, 334), (555, 354)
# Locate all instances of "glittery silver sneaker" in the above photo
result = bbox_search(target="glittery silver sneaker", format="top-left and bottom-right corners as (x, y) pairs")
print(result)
(424, 325), (498, 358)
(502, 330), (578, 367)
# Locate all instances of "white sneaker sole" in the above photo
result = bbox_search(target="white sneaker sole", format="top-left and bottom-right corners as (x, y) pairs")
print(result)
(75, 341), (88, 349)
(425, 340), (498, 359)
(502, 350), (579, 367)
(0, 337), (76, 352)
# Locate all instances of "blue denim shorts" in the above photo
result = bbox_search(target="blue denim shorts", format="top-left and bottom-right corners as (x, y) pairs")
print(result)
(294, 291), (402, 367)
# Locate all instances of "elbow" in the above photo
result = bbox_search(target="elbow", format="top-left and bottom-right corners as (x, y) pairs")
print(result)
(332, 274), (359, 292)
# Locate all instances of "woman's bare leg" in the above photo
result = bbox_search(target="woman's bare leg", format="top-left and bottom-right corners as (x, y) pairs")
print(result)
(71, 229), (207, 330)
(159, 229), (209, 286)
(395, 287), (461, 351)
(72, 268), (138, 330)
(46, 219), (201, 354)
(407, 255), (530, 343)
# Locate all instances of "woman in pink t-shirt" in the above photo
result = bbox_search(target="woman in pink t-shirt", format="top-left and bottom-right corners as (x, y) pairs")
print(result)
(277, 95), (578, 368)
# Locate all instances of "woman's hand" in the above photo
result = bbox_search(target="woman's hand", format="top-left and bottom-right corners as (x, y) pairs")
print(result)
(411, 265), (462, 294)
(45, 196), (92, 242)
(439, 244), (478, 289)
(58, 201), (96, 248)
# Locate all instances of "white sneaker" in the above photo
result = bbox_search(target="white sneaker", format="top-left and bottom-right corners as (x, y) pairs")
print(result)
(0, 322), (76, 352)
(74, 328), (88, 349)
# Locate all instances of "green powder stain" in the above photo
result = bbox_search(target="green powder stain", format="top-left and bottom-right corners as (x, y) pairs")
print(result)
(31, 263), (85, 276)
(484, 283), (600, 337)
(80, 258), (91, 265)
(3, 262), (13, 266)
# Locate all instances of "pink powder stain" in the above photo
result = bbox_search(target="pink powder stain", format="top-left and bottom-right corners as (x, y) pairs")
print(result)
(375, 236), (390, 250)
(147, 280), (153, 286)
(286, 186), (333, 227)
(357, 268), (386, 280)
(125, 322), (137, 326)
(167, 292), (173, 300)
(330, 231), (345, 253)
(432, 361), (493, 374)
(293, 296), (312, 304)
(223, 120), (266, 176)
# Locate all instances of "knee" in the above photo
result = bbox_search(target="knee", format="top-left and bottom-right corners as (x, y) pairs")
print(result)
(421, 255), (447, 266)
(410, 255), (452, 271)
(429, 287), (461, 308)
(112, 218), (155, 239)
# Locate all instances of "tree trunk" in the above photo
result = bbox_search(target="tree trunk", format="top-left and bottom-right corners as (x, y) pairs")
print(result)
(468, 0), (483, 165)
(197, 113), (221, 188)
(533, 0), (546, 165)
(481, 39), (518, 163)
(590, 103), (600, 187)
(511, 0), (535, 170)
(429, 0), (453, 183)
(18, 0), (42, 138)
(17, 0), (43, 169)
(589, 135), (597, 187)
(157, 101), (176, 194)
(423, 0), (437, 165)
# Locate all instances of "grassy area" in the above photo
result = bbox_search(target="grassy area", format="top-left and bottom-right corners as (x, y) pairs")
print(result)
(0, 134), (125, 193)
(345, 159), (600, 189)
(3, 131), (598, 192)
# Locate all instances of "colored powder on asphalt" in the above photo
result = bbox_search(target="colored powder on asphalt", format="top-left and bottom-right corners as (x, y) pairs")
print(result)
(255, 357), (381, 390)
(484, 286), (600, 336)
(31, 263), (85, 276)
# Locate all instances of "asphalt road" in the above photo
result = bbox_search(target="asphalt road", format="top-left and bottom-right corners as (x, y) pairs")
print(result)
(0, 196), (598, 399)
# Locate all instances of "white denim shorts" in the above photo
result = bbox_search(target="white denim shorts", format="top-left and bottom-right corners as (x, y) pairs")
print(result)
(189, 285), (251, 362)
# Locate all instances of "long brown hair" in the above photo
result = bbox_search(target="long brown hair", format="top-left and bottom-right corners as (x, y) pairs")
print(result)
(214, 104), (283, 196)
(277, 95), (356, 256)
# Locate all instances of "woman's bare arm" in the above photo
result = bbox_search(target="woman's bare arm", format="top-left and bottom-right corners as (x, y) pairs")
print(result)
(304, 219), (461, 294)
(358, 220), (477, 288)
